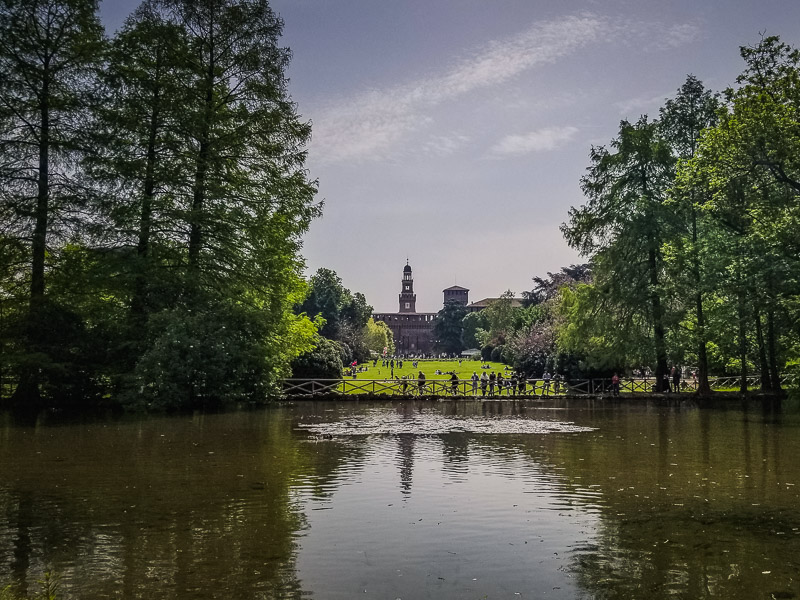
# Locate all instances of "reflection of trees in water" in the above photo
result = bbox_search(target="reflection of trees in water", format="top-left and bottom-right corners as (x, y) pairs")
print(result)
(455, 401), (800, 599)
(0, 409), (363, 599)
(555, 403), (800, 600)
(440, 433), (470, 481)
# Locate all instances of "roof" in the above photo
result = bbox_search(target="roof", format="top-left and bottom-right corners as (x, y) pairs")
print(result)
(443, 285), (469, 292)
(403, 264), (412, 272)
(467, 297), (525, 309)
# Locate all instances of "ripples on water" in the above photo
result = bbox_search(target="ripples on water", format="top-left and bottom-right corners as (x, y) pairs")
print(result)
(297, 408), (597, 436)
(0, 400), (799, 599)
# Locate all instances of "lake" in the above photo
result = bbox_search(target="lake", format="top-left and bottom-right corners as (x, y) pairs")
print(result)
(1, 398), (798, 599)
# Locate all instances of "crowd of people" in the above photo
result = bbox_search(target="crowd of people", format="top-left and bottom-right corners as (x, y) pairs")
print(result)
(348, 357), (694, 397)
(404, 369), (565, 397)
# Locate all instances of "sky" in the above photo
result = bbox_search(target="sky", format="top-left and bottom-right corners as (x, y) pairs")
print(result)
(99, 0), (800, 313)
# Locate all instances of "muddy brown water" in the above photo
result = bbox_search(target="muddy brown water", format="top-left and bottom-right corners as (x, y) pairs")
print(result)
(0, 398), (798, 599)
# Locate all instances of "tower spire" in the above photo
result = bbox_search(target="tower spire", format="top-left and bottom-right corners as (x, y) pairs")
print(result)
(399, 262), (416, 313)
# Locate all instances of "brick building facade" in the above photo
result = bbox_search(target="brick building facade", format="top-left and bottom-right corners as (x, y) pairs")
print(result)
(373, 263), (469, 355)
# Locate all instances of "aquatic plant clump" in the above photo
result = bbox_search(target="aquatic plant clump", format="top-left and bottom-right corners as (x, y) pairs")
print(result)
(297, 411), (596, 436)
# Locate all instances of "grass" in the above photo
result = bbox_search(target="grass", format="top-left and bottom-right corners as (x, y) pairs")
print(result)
(349, 359), (512, 381)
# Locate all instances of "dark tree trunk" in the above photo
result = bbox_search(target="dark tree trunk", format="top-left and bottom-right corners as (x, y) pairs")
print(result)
(692, 210), (711, 394)
(649, 247), (668, 391)
(766, 306), (782, 393)
(754, 308), (771, 391)
(738, 288), (748, 394)
(12, 68), (50, 407)
(188, 24), (215, 273)
(130, 76), (161, 327)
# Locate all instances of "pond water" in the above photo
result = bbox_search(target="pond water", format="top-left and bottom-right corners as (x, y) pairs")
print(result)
(1, 398), (799, 599)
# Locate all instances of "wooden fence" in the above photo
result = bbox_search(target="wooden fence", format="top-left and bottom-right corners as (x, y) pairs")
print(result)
(282, 374), (798, 398)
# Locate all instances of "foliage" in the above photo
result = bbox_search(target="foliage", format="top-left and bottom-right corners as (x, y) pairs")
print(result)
(290, 335), (343, 379)
(479, 291), (516, 345)
(363, 318), (395, 356)
(125, 295), (316, 410)
(433, 301), (468, 354)
(562, 116), (676, 389)
(297, 268), (375, 366)
(0, 0), (321, 409)
(461, 311), (488, 349)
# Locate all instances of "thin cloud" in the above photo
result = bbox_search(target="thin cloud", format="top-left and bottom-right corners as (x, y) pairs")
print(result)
(422, 133), (471, 158)
(615, 91), (671, 116)
(309, 14), (701, 164)
(311, 13), (610, 164)
(489, 126), (579, 157)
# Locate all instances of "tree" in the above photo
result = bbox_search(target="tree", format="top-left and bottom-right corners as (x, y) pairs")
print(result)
(433, 301), (467, 354)
(86, 1), (192, 332)
(461, 311), (488, 349)
(659, 75), (720, 394)
(363, 318), (394, 356)
(299, 268), (372, 340)
(562, 117), (676, 390)
(480, 291), (517, 346)
(162, 0), (320, 295)
(0, 0), (105, 406)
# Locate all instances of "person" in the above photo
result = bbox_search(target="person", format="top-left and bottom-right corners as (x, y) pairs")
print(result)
(450, 371), (459, 396)
(510, 372), (518, 397)
(518, 373), (526, 396)
(471, 372), (479, 396)
(417, 371), (426, 395)
(553, 373), (561, 394)
(672, 366), (680, 393)
(480, 371), (488, 396)
(611, 372), (620, 397)
(497, 372), (504, 395)
(542, 370), (551, 395)
(489, 372), (496, 396)
(663, 371), (671, 393)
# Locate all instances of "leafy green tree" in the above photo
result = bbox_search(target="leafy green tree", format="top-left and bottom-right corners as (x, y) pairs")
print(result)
(461, 311), (488, 349)
(562, 117), (676, 390)
(480, 291), (517, 346)
(660, 75), (720, 394)
(363, 318), (394, 356)
(433, 301), (467, 354)
(290, 335), (343, 380)
(164, 0), (319, 293)
(86, 1), (192, 332)
(128, 294), (316, 409)
(0, 0), (105, 406)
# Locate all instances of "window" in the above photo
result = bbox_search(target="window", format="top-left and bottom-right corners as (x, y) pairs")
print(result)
(404, 285), (409, 291)
(405, 302), (410, 309)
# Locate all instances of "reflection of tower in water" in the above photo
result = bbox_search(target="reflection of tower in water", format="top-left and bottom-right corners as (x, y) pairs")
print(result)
(396, 434), (415, 498)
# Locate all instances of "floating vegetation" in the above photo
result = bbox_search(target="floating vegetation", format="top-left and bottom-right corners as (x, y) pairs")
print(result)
(298, 411), (596, 437)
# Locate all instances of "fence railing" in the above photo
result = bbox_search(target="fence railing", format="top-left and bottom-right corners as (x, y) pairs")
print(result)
(282, 374), (799, 398)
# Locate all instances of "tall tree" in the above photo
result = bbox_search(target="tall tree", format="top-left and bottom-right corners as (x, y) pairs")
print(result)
(562, 117), (675, 390)
(660, 75), (719, 394)
(165, 0), (319, 296)
(433, 301), (467, 355)
(0, 0), (104, 405)
(86, 1), (191, 331)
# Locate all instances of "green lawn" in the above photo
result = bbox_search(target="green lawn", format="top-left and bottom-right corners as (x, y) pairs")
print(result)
(348, 359), (515, 381)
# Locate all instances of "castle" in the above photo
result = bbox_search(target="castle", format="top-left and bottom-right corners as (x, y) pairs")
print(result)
(372, 263), (469, 355)
(373, 262), (525, 355)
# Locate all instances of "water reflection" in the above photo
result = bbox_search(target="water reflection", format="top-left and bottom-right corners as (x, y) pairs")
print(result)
(0, 400), (798, 599)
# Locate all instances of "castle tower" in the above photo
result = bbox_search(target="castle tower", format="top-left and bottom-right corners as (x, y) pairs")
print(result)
(399, 262), (416, 313)
(443, 285), (469, 306)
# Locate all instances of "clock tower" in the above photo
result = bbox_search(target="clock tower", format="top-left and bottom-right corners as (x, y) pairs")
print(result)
(399, 262), (416, 313)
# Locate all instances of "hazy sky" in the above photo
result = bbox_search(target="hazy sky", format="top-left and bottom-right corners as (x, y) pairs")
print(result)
(99, 0), (800, 312)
